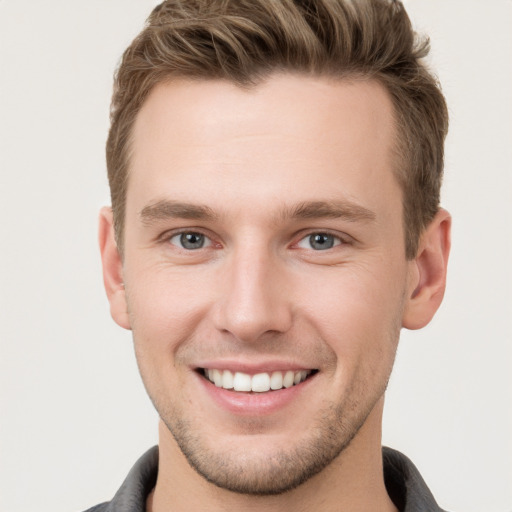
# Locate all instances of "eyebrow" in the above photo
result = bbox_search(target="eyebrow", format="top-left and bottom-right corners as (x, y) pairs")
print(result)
(283, 200), (376, 223)
(140, 200), (218, 224)
(139, 199), (376, 225)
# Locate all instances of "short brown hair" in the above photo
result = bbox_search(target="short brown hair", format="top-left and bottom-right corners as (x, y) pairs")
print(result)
(107, 0), (448, 259)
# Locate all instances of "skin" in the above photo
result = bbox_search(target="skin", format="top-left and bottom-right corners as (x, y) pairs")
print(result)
(100, 75), (451, 512)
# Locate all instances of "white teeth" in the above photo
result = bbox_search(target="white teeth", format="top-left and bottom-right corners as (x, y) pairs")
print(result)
(251, 373), (270, 392)
(270, 371), (283, 390)
(204, 368), (313, 392)
(222, 369), (234, 389)
(283, 370), (294, 388)
(233, 372), (252, 392)
(213, 369), (223, 387)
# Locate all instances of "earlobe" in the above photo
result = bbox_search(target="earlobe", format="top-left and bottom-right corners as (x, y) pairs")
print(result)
(98, 207), (131, 330)
(402, 208), (451, 330)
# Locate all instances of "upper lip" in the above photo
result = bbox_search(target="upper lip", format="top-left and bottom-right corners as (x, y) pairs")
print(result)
(194, 360), (318, 375)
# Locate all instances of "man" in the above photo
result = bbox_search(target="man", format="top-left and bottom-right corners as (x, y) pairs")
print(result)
(91, 0), (451, 510)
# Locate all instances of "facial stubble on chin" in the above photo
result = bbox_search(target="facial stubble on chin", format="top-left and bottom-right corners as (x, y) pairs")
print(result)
(165, 410), (355, 495)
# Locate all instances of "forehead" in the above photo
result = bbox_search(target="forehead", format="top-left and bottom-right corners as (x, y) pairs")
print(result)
(128, 75), (399, 223)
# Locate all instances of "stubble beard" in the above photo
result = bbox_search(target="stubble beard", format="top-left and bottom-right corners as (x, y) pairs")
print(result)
(158, 385), (387, 496)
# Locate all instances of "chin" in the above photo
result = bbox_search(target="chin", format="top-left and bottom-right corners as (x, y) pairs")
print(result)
(161, 396), (376, 496)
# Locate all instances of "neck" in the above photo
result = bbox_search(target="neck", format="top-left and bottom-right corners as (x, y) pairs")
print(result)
(148, 399), (397, 512)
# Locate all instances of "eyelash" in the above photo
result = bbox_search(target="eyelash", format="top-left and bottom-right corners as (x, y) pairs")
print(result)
(162, 229), (348, 252)
(295, 231), (346, 251)
(165, 230), (214, 251)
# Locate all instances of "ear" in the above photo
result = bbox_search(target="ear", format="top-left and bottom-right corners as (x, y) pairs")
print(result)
(98, 207), (131, 330)
(402, 208), (451, 330)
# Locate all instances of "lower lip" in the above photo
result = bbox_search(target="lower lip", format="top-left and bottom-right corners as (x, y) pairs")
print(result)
(196, 372), (316, 416)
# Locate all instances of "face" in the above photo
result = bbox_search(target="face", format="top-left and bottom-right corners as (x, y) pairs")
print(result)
(113, 75), (417, 494)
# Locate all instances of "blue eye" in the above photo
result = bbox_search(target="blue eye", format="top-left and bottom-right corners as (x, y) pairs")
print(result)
(169, 232), (211, 250)
(297, 233), (341, 250)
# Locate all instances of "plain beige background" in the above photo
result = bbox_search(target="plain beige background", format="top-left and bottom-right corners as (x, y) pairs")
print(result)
(1, 1), (511, 511)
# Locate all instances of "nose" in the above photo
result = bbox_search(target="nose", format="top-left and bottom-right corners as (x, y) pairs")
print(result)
(213, 246), (293, 343)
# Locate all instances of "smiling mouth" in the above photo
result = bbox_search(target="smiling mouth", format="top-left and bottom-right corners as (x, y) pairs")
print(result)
(199, 368), (318, 393)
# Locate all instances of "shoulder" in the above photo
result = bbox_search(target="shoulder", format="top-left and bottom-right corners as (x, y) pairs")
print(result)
(383, 446), (450, 512)
(81, 503), (109, 512)
(80, 446), (158, 512)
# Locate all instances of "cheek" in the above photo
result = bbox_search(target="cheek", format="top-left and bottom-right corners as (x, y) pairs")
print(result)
(301, 260), (405, 325)
(296, 263), (405, 370)
(125, 272), (210, 408)
(125, 264), (215, 360)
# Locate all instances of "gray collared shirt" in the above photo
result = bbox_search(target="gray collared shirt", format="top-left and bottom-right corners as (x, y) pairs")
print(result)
(83, 446), (448, 511)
